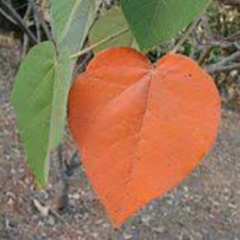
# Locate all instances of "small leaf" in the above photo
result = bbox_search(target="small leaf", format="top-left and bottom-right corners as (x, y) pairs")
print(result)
(50, 0), (96, 53)
(12, 42), (72, 186)
(121, 0), (211, 51)
(90, 7), (138, 54)
(68, 47), (221, 226)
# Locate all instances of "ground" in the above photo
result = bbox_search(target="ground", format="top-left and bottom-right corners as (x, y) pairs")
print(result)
(0, 43), (240, 240)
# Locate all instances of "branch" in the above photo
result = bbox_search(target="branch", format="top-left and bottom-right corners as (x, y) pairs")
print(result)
(206, 63), (240, 74)
(198, 14), (214, 64)
(210, 51), (240, 67)
(0, 6), (17, 24)
(28, 0), (53, 41)
(0, 0), (38, 44)
(56, 147), (81, 212)
(205, 51), (240, 73)
(57, 145), (70, 212)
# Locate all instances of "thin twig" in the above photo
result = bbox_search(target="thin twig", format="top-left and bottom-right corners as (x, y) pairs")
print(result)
(206, 63), (240, 74)
(198, 14), (214, 64)
(198, 46), (213, 64)
(205, 51), (240, 73)
(57, 145), (70, 212)
(0, 7), (17, 24)
(224, 31), (240, 41)
(22, 33), (29, 57)
(32, 4), (41, 42)
(0, 0), (38, 44)
(28, 0), (52, 41)
(211, 51), (240, 67)
(23, 3), (32, 22)
(70, 27), (129, 59)
(21, 3), (32, 57)
(171, 19), (202, 54)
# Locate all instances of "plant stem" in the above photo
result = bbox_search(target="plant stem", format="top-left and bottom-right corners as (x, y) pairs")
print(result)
(70, 27), (129, 59)
(171, 0), (212, 54)
(57, 145), (70, 212)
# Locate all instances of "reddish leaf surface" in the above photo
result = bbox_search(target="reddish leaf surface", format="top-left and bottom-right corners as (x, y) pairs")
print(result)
(68, 47), (221, 226)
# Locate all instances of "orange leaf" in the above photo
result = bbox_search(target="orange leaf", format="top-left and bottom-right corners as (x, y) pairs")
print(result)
(68, 47), (221, 227)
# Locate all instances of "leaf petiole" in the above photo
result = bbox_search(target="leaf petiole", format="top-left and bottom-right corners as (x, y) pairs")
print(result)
(70, 27), (129, 59)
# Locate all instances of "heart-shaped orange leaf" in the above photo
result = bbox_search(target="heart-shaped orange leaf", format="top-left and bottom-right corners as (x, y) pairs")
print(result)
(68, 47), (221, 226)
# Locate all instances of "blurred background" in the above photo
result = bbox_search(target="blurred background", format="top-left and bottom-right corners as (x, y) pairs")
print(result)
(0, 0), (240, 239)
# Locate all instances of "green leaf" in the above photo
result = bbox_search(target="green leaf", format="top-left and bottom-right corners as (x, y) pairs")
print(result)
(50, 0), (96, 53)
(12, 42), (72, 186)
(89, 7), (138, 54)
(121, 0), (211, 51)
